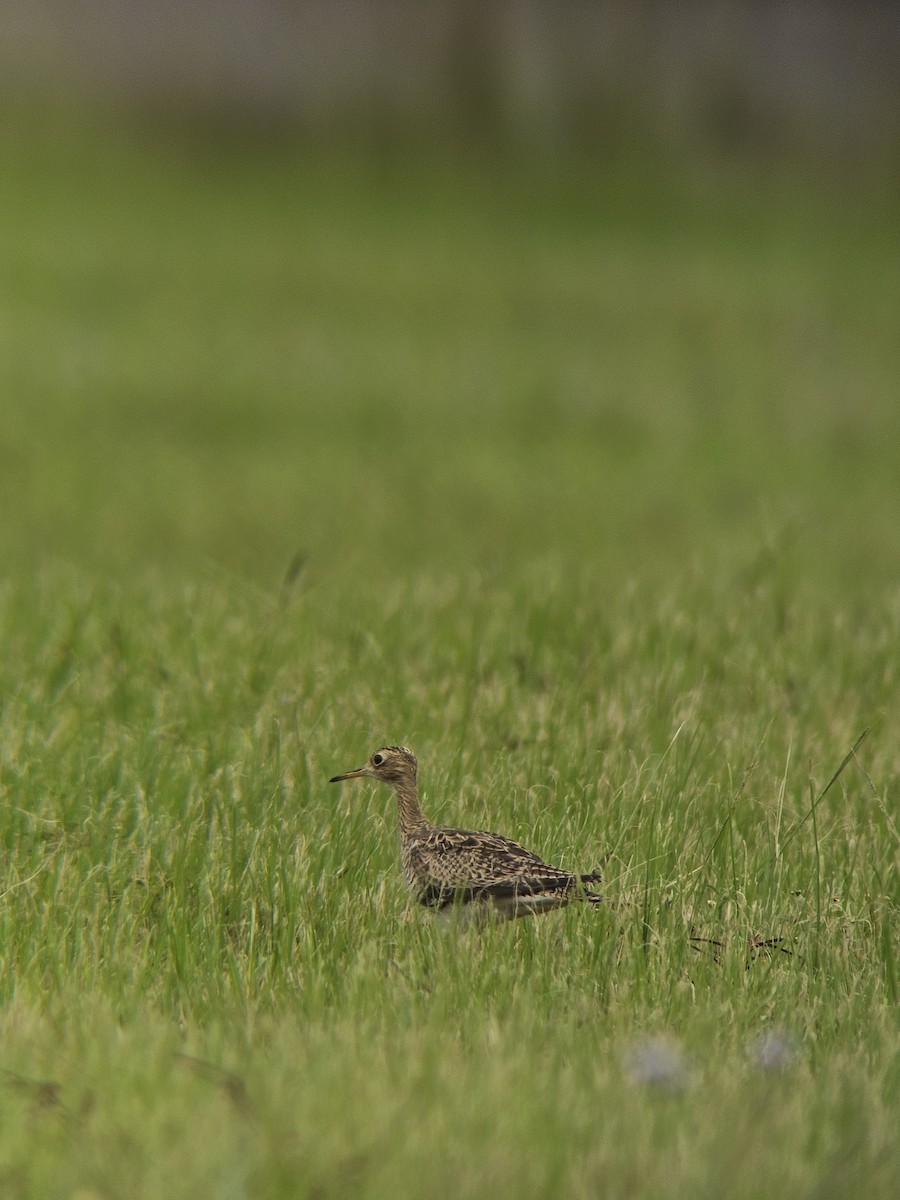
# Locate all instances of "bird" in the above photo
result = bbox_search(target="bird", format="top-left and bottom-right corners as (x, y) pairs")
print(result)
(329, 745), (602, 922)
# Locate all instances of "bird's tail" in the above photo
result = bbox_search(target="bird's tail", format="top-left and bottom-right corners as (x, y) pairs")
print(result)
(577, 871), (603, 904)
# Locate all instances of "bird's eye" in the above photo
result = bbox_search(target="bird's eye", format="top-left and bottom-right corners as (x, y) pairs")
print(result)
(372, 753), (384, 766)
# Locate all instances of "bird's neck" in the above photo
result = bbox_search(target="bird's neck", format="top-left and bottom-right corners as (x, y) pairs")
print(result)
(393, 778), (429, 835)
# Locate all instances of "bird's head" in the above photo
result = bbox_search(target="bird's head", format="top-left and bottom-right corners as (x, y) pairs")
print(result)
(329, 745), (418, 788)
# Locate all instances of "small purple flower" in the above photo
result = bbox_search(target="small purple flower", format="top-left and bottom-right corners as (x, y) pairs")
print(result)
(624, 1036), (690, 1091)
(749, 1029), (797, 1072)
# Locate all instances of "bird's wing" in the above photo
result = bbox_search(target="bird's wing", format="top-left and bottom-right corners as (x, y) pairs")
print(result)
(410, 827), (594, 908)
(432, 826), (559, 874)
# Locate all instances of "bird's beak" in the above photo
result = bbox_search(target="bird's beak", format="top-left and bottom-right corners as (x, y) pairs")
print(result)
(329, 766), (369, 783)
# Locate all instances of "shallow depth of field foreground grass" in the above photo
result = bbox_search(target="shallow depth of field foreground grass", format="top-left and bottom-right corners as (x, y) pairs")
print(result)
(0, 110), (898, 1198)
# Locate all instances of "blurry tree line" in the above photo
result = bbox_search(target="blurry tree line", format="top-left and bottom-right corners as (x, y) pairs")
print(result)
(3, 0), (899, 159)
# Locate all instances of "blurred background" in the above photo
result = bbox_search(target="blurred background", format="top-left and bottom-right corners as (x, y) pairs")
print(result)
(2, 0), (899, 588)
(5, 1), (900, 157)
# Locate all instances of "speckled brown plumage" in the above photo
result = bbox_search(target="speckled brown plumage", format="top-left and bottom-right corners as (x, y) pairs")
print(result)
(329, 745), (602, 921)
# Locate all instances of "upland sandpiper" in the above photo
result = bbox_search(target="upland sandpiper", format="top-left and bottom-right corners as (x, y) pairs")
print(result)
(329, 745), (602, 921)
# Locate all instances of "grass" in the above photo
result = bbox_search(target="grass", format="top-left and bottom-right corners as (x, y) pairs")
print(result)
(0, 106), (897, 1198)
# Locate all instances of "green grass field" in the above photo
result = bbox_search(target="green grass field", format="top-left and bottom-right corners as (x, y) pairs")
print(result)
(0, 109), (897, 1198)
